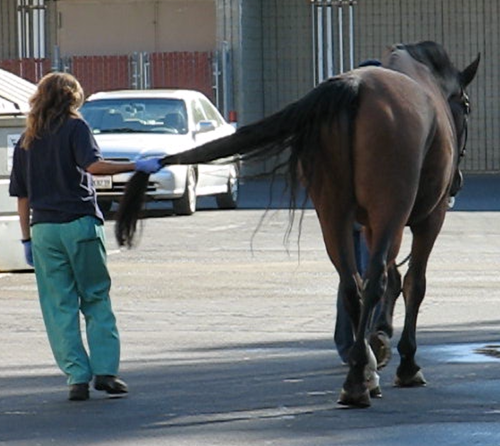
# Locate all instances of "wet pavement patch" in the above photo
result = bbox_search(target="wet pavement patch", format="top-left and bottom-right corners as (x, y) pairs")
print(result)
(474, 344), (500, 359)
(423, 343), (500, 363)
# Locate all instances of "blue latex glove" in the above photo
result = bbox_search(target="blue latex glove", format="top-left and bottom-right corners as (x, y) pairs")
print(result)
(22, 239), (34, 267)
(135, 157), (163, 174)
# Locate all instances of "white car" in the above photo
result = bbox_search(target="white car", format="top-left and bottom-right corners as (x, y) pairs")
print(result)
(80, 89), (238, 215)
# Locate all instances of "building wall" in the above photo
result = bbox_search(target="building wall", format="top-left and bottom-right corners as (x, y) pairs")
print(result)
(1, 0), (497, 172)
(228, 0), (497, 173)
(217, 0), (313, 126)
(261, 1), (313, 116)
(0, 0), (18, 60)
(56, 0), (216, 56)
(239, 0), (264, 124)
(354, 0), (496, 173)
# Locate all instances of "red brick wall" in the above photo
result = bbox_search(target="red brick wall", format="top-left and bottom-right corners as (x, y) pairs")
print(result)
(0, 51), (214, 100)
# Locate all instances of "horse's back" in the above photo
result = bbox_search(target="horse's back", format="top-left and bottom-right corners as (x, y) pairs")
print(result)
(350, 68), (450, 227)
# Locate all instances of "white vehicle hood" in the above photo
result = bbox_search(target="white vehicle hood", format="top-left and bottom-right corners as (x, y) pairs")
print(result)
(94, 133), (194, 159)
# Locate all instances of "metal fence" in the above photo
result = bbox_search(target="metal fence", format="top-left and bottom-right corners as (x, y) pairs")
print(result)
(307, 0), (499, 173)
(354, 0), (498, 173)
(0, 51), (215, 101)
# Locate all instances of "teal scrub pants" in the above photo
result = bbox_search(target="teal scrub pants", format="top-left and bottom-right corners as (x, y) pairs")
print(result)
(31, 216), (120, 385)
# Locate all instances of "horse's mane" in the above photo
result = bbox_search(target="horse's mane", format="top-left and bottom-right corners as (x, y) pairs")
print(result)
(395, 41), (459, 95)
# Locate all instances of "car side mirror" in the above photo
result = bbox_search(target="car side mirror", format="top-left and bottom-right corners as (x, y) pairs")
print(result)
(195, 120), (216, 134)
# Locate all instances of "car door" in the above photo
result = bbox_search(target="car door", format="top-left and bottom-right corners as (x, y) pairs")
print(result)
(191, 97), (233, 193)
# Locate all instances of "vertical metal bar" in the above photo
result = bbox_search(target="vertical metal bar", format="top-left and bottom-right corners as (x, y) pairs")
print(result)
(221, 41), (229, 118)
(348, 0), (354, 70)
(224, 43), (234, 121)
(213, 49), (220, 110)
(17, 0), (28, 58)
(17, 0), (23, 58)
(139, 53), (143, 89)
(326, 0), (334, 78)
(144, 52), (151, 89)
(337, 0), (344, 73)
(51, 45), (60, 71)
(25, 6), (31, 59)
(130, 52), (138, 89)
(32, 1), (38, 58)
(316, 2), (324, 83)
(34, 0), (40, 58)
(40, 0), (46, 59)
(311, 1), (317, 84)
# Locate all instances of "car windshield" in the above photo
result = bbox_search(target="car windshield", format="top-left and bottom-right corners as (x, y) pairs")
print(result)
(80, 98), (188, 135)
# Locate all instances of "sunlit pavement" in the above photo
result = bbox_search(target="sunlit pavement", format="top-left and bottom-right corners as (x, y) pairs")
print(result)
(1, 176), (499, 445)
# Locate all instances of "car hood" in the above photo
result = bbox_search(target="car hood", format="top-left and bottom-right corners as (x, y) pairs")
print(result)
(94, 133), (194, 159)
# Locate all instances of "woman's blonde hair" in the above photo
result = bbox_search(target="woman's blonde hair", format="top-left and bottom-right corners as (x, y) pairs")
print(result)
(22, 72), (84, 149)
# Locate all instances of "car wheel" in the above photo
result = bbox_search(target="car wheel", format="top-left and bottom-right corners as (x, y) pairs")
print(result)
(216, 165), (239, 209)
(173, 166), (197, 215)
(97, 199), (113, 213)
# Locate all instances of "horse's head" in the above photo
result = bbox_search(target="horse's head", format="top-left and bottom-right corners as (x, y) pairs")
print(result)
(447, 54), (480, 196)
(388, 41), (480, 197)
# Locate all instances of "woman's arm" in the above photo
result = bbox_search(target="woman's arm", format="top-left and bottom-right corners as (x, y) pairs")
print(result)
(86, 160), (136, 176)
(17, 197), (31, 240)
(87, 158), (162, 175)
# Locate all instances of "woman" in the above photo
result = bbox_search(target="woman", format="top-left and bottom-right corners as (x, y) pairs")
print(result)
(9, 72), (162, 401)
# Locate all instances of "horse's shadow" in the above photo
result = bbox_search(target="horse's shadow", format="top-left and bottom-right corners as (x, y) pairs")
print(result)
(1, 323), (499, 445)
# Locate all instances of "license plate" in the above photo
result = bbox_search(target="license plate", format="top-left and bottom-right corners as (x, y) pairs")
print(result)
(93, 175), (113, 190)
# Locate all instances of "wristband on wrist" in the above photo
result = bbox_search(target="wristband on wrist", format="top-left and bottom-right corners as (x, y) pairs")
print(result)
(21, 238), (31, 243)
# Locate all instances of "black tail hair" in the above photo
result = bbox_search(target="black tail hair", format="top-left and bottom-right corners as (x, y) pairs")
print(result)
(115, 75), (361, 247)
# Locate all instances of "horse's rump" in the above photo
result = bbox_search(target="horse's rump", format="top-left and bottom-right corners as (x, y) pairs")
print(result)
(352, 67), (443, 231)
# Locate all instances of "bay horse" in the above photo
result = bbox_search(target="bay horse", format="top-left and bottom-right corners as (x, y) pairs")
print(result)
(115, 41), (480, 408)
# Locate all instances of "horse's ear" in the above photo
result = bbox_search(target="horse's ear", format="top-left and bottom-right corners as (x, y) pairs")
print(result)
(460, 53), (481, 87)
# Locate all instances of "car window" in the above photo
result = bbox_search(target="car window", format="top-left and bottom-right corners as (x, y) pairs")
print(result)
(190, 99), (207, 126)
(80, 98), (188, 134)
(199, 97), (225, 127)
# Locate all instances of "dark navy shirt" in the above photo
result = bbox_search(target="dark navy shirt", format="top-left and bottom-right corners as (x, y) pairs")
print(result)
(9, 117), (104, 224)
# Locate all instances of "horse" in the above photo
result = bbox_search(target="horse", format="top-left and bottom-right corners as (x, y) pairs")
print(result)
(115, 41), (480, 408)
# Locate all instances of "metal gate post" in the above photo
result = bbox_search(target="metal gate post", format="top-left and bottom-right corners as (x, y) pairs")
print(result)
(142, 52), (151, 89)
(130, 52), (151, 90)
(213, 49), (221, 111)
(337, 0), (344, 73)
(326, 0), (334, 79)
(311, 0), (336, 85)
(348, 0), (356, 70)
(311, 0), (356, 81)
(315, 2), (324, 83)
(130, 53), (138, 89)
(51, 45), (61, 72)
(215, 41), (233, 122)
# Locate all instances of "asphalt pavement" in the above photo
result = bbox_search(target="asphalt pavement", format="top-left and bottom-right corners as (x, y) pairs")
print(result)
(1, 175), (499, 445)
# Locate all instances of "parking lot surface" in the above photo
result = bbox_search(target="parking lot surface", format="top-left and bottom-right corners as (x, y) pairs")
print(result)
(1, 178), (500, 445)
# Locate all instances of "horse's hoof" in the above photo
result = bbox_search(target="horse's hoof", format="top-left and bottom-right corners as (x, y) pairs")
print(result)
(369, 331), (392, 370)
(337, 388), (371, 408)
(394, 370), (427, 387)
(369, 386), (383, 398)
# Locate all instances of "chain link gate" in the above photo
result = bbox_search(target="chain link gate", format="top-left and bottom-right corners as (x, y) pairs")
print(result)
(130, 52), (151, 90)
(310, 0), (357, 84)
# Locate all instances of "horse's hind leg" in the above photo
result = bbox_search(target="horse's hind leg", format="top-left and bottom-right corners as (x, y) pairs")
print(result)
(395, 208), (446, 387)
(363, 227), (403, 370)
(338, 243), (395, 407)
(370, 264), (402, 369)
(310, 201), (376, 407)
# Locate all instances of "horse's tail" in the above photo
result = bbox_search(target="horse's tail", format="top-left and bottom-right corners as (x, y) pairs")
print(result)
(161, 75), (361, 167)
(115, 75), (361, 247)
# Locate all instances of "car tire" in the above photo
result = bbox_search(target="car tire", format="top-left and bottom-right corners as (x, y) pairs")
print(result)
(216, 165), (239, 209)
(173, 166), (197, 215)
